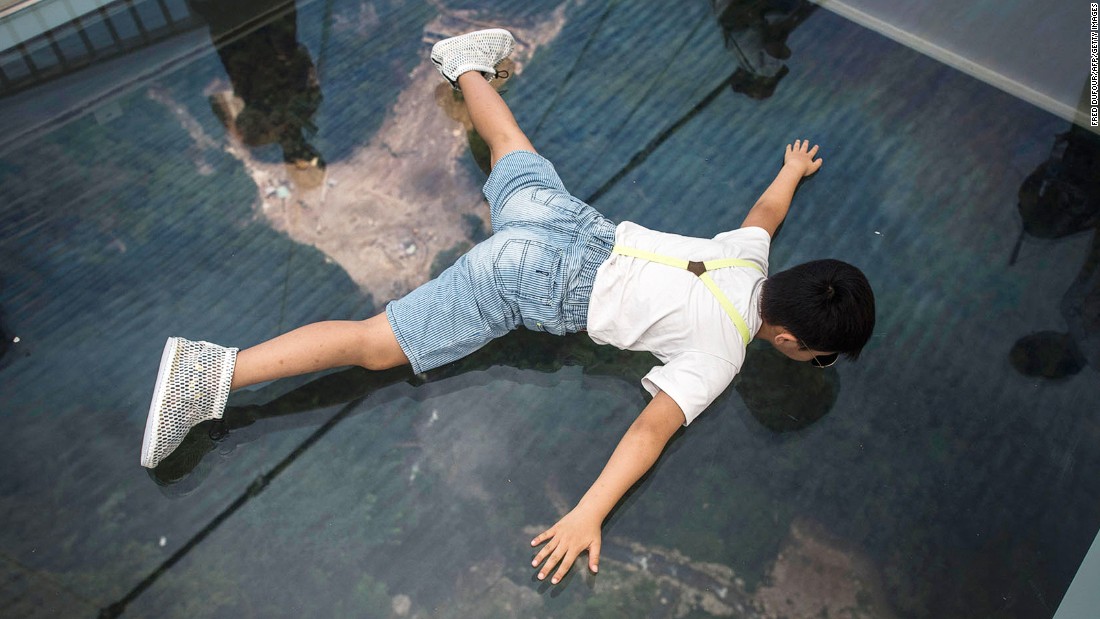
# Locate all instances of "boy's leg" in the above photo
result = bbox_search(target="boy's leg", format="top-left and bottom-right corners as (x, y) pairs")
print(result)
(432, 29), (533, 166)
(456, 71), (535, 167)
(229, 36), (524, 388)
(145, 30), (525, 468)
(236, 35), (532, 385)
(141, 313), (407, 468)
(230, 313), (408, 390)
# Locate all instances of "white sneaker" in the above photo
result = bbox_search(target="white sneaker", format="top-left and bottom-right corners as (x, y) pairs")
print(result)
(141, 337), (238, 468)
(431, 28), (515, 87)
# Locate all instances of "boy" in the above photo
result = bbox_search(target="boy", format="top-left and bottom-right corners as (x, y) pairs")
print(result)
(140, 29), (875, 585)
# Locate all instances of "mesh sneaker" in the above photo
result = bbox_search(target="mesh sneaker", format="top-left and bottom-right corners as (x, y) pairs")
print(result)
(430, 28), (515, 88)
(141, 337), (238, 468)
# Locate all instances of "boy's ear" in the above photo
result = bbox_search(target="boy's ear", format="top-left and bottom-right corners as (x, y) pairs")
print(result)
(773, 331), (799, 347)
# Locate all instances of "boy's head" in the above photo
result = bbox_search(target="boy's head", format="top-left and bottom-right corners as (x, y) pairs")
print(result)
(759, 259), (876, 362)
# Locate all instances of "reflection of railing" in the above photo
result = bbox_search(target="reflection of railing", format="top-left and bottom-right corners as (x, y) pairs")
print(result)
(0, 0), (204, 97)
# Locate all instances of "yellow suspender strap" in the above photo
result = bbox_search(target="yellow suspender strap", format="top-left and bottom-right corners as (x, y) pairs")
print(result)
(610, 245), (763, 274)
(611, 244), (763, 345)
(611, 245), (690, 269)
(696, 272), (752, 344)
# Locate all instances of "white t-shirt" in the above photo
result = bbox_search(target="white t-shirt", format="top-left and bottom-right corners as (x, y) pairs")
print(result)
(586, 222), (771, 425)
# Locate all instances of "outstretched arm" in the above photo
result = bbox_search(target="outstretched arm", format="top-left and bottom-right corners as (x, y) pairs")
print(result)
(530, 391), (685, 584)
(740, 139), (822, 237)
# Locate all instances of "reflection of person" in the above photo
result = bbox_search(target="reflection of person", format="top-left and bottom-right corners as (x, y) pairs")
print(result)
(1011, 124), (1100, 377)
(712, 0), (816, 99)
(140, 29), (875, 584)
(735, 342), (839, 431)
(188, 0), (325, 170)
(1010, 230), (1100, 377)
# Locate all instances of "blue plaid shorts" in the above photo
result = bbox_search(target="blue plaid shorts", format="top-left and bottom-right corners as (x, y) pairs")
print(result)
(386, 150), (616, 373)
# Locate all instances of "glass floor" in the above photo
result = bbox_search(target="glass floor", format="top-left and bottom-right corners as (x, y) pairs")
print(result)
(1, 0), (1097, 617)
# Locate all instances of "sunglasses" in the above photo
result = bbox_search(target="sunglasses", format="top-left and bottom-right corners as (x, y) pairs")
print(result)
(797, 339), (839, 368)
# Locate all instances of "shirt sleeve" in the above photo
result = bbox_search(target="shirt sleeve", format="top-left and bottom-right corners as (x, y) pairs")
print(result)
(712, 226), (772, 273)
(640, 352), (739, 426)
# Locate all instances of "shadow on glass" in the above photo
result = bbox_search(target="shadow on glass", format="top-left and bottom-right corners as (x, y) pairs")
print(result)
(712, 0), (817, 99)
(1010, 79), (1100, 379)
(151, 331), (839, 491)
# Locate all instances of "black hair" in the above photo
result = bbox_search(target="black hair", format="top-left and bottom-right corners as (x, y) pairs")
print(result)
(759, 259), (876, 359)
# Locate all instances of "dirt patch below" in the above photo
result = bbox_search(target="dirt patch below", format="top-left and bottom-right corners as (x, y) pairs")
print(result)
(754, 517), (899, 619)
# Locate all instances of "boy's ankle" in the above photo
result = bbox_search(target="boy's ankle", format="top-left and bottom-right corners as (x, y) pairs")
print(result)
(455, 71), (481, 87)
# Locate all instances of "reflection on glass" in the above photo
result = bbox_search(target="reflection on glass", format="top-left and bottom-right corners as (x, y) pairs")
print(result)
(1011, 81), (1100, 378)
(189, 0), (326, 184)
(737, 341), (838, 431)
(712, 0), (816, 99)
(148, 331), (643, 490)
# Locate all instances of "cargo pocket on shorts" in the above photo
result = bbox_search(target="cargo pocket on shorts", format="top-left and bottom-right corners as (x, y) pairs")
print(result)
(493, 238), (564, 332)
(531, 188), (587, 215)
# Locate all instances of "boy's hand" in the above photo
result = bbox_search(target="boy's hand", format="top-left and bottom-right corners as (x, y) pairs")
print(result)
(784, 139), (822, 177)
(527, 393), (682, 585)
(530, 507), (602, 584)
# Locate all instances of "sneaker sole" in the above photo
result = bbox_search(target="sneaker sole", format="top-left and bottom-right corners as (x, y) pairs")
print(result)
(141, 337), (179, 468)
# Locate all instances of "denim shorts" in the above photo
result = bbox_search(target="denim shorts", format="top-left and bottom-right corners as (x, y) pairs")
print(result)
(386, 151), (616, 374)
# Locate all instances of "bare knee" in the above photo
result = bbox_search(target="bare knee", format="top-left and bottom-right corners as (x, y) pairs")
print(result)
(488, 135), (536, 168)
(355, 314), (410, 370)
